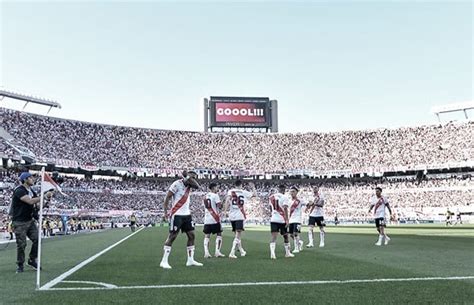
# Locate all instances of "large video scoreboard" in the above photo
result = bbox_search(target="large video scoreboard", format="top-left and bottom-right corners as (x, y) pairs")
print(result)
(204, 96), (278, 133)
(210, 96), (270, 127)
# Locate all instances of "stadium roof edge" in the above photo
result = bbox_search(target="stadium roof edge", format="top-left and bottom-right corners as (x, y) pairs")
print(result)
(431, 101), (474, 114)
(0, 89), (62, 109)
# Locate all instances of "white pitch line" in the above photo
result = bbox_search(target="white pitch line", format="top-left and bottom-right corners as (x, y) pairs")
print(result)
(42, 276), (474, 291)
(39, 227), (145, 291)
(61, 281), (118, 288)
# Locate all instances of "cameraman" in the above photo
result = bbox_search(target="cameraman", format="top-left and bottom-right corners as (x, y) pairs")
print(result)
(11, 172), (52, 273)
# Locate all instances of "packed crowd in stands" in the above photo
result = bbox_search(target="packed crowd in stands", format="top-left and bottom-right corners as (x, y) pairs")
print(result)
(0, 138), (18, 159)
(1, 107), (473, 231)
(2, 107), (473, 173)
(1, 168), (472, 229)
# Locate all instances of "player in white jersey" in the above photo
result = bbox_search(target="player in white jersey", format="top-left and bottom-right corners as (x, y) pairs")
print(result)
(203, 182), (225, 258)
(288, 186), (305, 253)
(368, 187), (392, 246)
(269, 185), (294, 259)
(305, 186), (326, 248)
(224, 180), (256, 259)
(160, 171), (203, 269)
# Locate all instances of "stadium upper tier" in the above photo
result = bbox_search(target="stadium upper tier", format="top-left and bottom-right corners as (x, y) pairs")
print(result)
(1, 107), (473, 173)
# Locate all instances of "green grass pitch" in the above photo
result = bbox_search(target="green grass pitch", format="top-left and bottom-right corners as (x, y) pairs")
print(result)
(0, 225), (473, 305)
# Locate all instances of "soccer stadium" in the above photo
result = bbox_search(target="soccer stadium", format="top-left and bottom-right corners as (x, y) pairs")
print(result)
(1, 2), (473, 305)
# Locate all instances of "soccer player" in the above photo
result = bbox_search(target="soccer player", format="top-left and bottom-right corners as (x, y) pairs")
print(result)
(269, 185), (294, 259)
(159, 171), (202, 269)
(224, 180), (256, 259)
(445, 208), (452, 226)
(306, 186), (326, 248)
(455, 208), (462, 225)
(288, 186), (304, 253)
(368, 187), (392, 246)
(334, 211), (339, 226)
(203, 182), (225, 258)
(42, 218), (48, 237)
(129, 214), (137, 232)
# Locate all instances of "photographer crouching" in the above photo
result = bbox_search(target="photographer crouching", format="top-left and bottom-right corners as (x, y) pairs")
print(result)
(10, 172), (53, 273)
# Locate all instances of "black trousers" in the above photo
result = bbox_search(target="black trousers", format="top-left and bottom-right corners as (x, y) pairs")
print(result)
(12, 220), (38, 265)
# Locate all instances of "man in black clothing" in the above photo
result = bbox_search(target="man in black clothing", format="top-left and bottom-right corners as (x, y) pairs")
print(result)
(11, 172), (52, 273)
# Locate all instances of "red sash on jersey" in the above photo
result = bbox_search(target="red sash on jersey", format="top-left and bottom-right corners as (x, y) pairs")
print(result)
(289, 199), (300, 217)
(309, 194), (319, 214)
(169, 187), (191, 217)
(374, 197), (384, 215)
(207, 206), (220, 223)
(271, 195), (287, 222)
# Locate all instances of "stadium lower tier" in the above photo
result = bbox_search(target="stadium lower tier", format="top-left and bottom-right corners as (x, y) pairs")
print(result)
(1, 187), (472, 229)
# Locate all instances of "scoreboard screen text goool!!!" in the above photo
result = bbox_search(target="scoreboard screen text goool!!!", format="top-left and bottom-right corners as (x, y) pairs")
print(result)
(215, 102), (266, 123)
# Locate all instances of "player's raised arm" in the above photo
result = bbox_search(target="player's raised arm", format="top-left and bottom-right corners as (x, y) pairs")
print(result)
(183, 171), (200, 189)
(186, 177), (200, 189)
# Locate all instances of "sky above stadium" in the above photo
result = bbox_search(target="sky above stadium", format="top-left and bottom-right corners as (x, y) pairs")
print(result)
(0, 1), (472, 133)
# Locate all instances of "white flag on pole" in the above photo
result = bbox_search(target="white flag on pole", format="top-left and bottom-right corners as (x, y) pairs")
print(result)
(41, 173), (66, 196)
